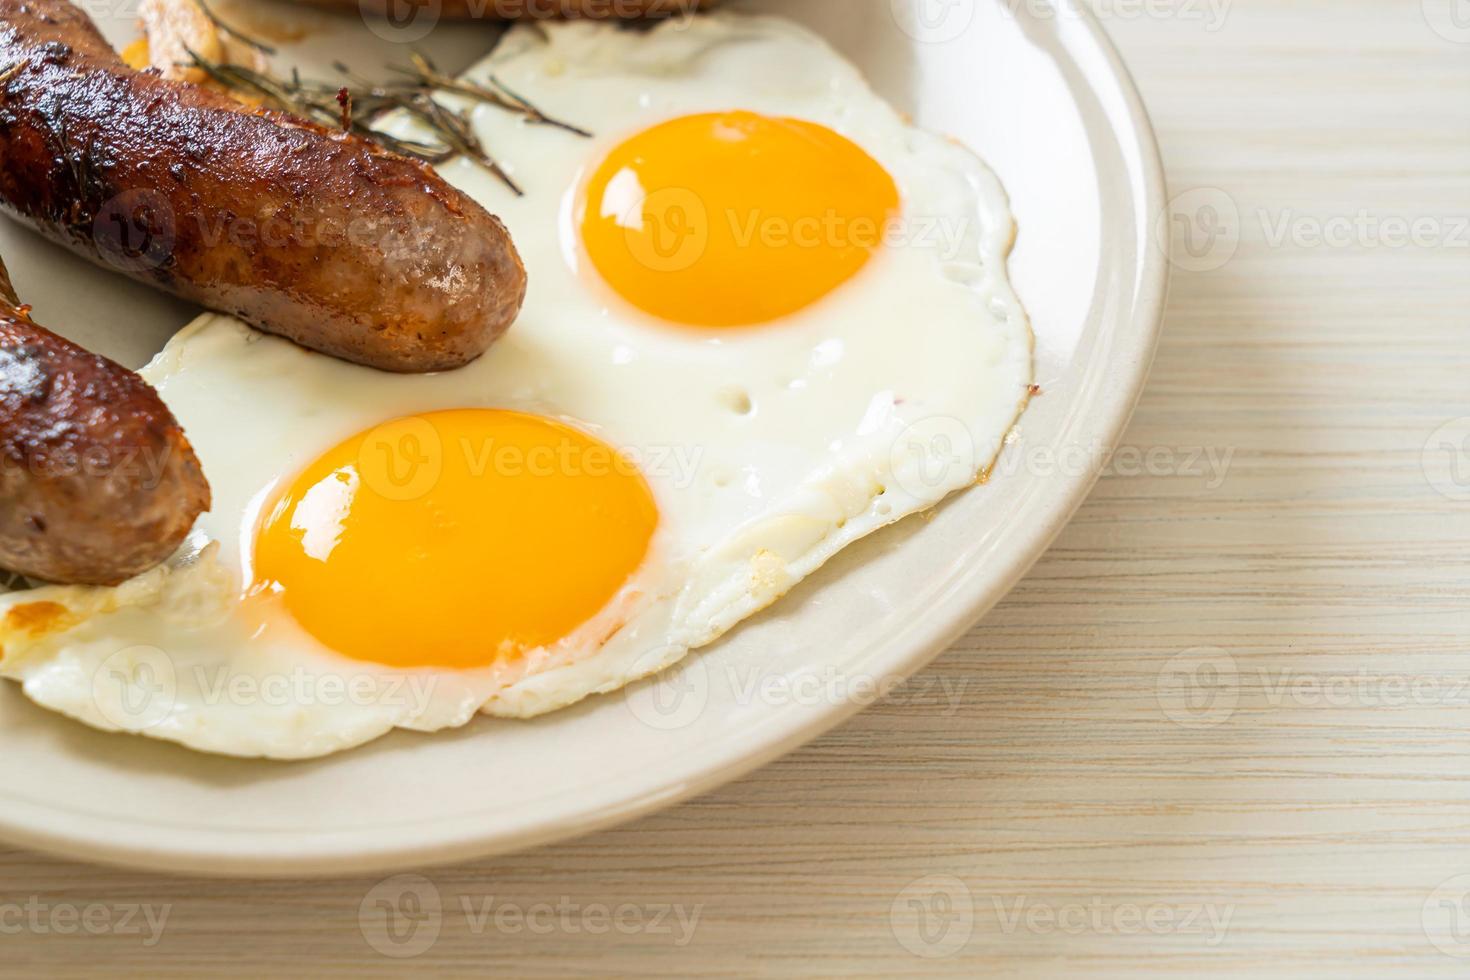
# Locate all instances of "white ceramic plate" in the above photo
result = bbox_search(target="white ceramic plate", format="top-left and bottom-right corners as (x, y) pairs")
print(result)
(0, 0), (1165, 875)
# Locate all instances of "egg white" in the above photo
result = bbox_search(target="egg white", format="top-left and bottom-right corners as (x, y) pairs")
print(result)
(0, 12), (1032, 759)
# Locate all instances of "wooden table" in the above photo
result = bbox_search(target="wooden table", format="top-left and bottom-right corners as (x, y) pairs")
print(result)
(5, 1), (1468, 975)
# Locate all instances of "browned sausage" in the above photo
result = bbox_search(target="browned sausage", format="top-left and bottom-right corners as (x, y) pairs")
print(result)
(320, 0), (710, 19)
(0, 0), (527, 374)
(0, 258), (210, 586)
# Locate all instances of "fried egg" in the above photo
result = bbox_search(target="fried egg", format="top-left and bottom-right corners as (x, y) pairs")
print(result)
(0, 12), (1032, 758)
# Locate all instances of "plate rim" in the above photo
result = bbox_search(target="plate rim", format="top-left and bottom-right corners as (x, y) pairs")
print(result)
(0, 1), (1169, 877)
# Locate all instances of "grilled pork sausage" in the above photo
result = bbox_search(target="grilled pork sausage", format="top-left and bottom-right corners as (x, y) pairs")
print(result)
(0, 258), (210, 586)
(0, 0), (526, 373)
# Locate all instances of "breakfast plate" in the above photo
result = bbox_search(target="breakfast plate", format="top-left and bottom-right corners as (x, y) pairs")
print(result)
(0, 0), (1165, 874)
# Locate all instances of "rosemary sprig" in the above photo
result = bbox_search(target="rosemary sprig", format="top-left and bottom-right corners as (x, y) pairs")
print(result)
(187, 49), (530, 194)
(179, 11), (590, 197)
(332, 60), (524, 196)
(396, 52), (591, 139)
(0, 569), (35, 593)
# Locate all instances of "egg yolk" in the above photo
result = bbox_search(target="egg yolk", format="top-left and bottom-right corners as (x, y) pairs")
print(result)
(581, 111), (900, 328)
(252, 410), (658, 670)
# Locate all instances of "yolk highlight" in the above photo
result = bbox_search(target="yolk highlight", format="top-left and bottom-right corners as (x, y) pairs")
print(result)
(581, 111), (900, 328)
(253, 410), (658, 670)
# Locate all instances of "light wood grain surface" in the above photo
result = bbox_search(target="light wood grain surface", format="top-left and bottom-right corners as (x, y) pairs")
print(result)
(4, 1), (1468, 975)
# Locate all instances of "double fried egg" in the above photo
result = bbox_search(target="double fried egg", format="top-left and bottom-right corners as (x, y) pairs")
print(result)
(0, 12), (1032, 758)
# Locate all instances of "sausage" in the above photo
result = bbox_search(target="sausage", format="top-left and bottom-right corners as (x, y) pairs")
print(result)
(325, 0), (710, 19)
(0, 0), (527, 374)
(0, 258), (210, 586)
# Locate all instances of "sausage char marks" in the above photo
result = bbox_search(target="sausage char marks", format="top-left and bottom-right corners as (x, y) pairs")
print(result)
(0, 260), (209, 586)
(0, 0), (527, 373)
